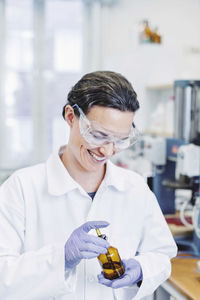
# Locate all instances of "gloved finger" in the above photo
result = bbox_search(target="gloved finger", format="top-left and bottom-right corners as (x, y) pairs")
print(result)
(122, 258), (143, 281)
(82, 234), (110, 248)
(81, 251), (103, 259)
(81, 221), (109, 233)
(111, 274), (131, 289)
(121, 259), (129, 270)
(122, 258), (140, 270)
(97, 272), (112, 287)
(80, 242), (108, 255)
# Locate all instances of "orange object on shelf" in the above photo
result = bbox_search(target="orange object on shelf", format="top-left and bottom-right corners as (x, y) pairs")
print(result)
(166, 216), (192, 226)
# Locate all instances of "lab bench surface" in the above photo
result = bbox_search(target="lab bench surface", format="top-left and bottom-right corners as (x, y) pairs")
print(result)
(168, 256), (200, 300)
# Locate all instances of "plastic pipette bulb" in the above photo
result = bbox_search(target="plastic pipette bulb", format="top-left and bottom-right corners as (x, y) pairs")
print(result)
(96, 228), (125, 280)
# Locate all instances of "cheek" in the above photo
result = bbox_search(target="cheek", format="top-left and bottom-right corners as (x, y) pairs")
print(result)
(70, 126), (83, 145)
(70, 126), (96, 153)
(73, 135), (89, 153)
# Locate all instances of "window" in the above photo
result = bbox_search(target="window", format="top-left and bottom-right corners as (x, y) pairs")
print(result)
(0, 0), (83, 182)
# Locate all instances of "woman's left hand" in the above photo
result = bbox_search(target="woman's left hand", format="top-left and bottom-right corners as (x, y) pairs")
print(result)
(97, 258), (142, 289)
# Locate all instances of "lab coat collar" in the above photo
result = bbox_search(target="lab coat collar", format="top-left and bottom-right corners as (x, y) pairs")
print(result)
(104, 160), (132, 192)
(46, 147), (81, 196)
(46, 147), (130, 196)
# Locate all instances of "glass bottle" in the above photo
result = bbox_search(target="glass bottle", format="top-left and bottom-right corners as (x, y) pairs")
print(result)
(96, 228), (125, 280)
(151, 27), (161, 44)
(140, 20), (152, 43)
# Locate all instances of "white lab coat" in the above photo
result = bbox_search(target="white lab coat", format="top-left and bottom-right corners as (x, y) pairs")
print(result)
(0, 148), (177, 300)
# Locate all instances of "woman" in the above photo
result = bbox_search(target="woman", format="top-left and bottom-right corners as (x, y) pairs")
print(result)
(0, 71), (177, 299)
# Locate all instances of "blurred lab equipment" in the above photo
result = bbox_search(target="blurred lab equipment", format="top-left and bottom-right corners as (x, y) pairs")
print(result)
(139, 20), (162, 44)
(151, 27), (161, 44)
(140, 20), (152, 43)
(113, 79), (200, 218)
(112, 134), (183, 214)
(143, 80), (200, 214)
(169, 144), (200, 256)
(174, 80), (200, 145)
(143, 79), (200, 255)
(142, 136), (186, 214)
(137, 141), (200, 257)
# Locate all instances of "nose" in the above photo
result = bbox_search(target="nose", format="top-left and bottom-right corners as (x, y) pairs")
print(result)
(99, 142), (115, 157)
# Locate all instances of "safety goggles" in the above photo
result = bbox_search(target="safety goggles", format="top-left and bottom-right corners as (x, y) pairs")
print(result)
(72, 104), (140, 150)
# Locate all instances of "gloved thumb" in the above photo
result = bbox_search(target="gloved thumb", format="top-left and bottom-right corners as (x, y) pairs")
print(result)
(81, 221), (109, 233)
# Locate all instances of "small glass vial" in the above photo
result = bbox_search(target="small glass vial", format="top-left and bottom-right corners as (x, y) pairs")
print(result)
(96, 228), (125, 280)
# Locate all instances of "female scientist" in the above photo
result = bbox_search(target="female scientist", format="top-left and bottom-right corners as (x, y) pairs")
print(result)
(0, 71), (177, 299)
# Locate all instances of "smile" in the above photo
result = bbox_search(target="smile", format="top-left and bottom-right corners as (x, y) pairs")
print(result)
(88, 150), (106, 162)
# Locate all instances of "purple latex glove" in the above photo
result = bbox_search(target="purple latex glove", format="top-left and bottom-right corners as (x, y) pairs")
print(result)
(97, 258), (143, 289)
(65, 221), (109, 269)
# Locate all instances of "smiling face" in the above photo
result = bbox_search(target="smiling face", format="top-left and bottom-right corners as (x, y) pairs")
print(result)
(65, 105), (134, 173)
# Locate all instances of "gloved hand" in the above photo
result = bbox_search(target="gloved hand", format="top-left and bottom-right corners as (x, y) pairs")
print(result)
(97, 258), (142, 289)
(65, 221), (109, 270)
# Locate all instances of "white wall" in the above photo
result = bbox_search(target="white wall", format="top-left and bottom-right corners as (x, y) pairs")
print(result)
(98, 0), (200, 132)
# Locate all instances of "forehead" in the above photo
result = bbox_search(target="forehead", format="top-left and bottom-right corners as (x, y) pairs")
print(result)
(86, 105), (134, 134)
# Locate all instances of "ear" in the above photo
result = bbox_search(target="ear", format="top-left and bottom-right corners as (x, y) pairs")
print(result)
(64, 105), (75, 127)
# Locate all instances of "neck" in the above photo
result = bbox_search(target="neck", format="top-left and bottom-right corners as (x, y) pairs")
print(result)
(61, 146), (106, 193)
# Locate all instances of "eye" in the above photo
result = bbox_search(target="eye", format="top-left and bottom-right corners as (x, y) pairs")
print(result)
(120, 136), (129, 141)
(92, 131), (108, 139)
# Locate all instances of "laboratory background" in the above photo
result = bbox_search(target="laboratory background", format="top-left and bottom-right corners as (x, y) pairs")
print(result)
(0, 0), (200, 299)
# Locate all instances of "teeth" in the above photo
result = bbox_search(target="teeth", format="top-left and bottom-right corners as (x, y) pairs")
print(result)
(89, 151), (105, 161)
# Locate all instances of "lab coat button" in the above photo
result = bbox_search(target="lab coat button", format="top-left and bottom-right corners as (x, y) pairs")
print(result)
(88, 275), (95, 282)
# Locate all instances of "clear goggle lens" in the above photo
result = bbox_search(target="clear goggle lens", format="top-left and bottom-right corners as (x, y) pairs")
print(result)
(79, 114), (139, 150)
(73, 104), (140, 150)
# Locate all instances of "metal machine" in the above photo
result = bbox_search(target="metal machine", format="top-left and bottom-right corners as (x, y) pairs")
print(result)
(142, 136), (185, 214)
(148, 79), (200, 255)
(174, 80), (200, 145)
(113, 80), (200, 221)
(145, 80), (200, 214)
(173, 144), (200, 256)
(142, 139), (200, 254)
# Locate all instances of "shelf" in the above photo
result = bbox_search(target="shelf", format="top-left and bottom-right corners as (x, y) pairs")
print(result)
(146, 83), (173, 90)
(144, 130), (173, 137)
